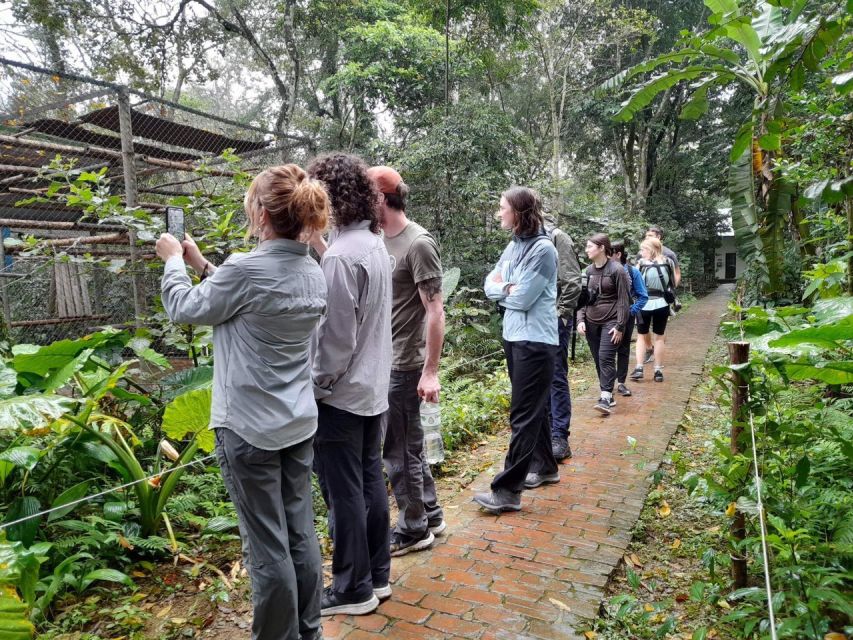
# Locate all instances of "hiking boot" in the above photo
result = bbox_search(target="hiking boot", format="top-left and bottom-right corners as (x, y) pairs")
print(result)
(389, 529), (435, 557)
(630, 366), (644, 380)
(428, 518), (447, 536)
(617, 383), (632, 397)
(320, 587), (379, 616)
(608, 397), (617, 408)
(643, 348), (654, 364)
(524, 471), (560, 489)
(654, 369), (664, 382)
(473, 490), (521, 514)
(551, 436), (572, 460)
(373, 584), (392, 601)
(594, 397), (612, 415)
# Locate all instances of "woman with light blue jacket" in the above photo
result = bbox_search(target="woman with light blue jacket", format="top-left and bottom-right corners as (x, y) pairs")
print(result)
(474, 186), (560, 515)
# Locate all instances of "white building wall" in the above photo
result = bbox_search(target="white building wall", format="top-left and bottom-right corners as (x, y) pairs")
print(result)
(714, 236), (746, 280)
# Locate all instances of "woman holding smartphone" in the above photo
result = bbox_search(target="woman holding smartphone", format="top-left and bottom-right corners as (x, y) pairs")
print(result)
(155, 164), (330, 640)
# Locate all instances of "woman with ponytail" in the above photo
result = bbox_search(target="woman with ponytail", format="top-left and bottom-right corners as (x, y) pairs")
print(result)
(576, 233), (631, 415)
(156, 164), (330, 640)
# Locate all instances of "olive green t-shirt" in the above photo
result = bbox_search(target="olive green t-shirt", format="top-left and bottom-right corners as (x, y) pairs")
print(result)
(383, 221), (442, 371)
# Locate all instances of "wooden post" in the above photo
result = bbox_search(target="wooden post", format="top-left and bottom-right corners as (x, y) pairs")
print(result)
(728, 341), (750, 589)
(0, 233), (12, 332)
(117, 90), (145, 326)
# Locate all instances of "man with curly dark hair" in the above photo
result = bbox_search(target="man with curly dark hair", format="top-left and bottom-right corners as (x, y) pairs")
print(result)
(368, 165), (446, 558)
(307, 153), (393, 617)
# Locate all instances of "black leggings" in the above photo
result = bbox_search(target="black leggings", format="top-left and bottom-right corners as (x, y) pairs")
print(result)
(616, 313), (636, 383)
(585, 320), (619, 394)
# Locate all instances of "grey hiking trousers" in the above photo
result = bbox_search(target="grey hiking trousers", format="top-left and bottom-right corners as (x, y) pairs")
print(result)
(382, 369), (444, 536)
(215, 428), (322, 640)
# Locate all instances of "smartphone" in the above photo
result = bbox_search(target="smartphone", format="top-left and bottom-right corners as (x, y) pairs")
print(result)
(166, 207), (185, 242)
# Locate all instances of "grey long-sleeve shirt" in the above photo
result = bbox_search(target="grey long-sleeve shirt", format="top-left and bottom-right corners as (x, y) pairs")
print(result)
(161, 239), (327, 450)
(311, 220), (392, 416)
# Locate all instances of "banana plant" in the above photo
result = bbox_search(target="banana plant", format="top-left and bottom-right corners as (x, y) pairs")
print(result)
(598, 0), (849, 295)
(1, 329), (214, 538)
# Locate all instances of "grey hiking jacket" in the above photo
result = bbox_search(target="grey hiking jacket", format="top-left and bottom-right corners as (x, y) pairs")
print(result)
(545, 224), (582, 320)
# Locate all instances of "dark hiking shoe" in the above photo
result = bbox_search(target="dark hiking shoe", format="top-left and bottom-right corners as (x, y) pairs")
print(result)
(389, 529), (435, 557)
(320, 587), (379, 616)
(524, 471), (560, 489)
(551, 436), (572, 460)
(428, 518), (447, 536)
(473, 490), (521, 514)
(630, 366), (644, 381)
(617, 383), (632, 397)
(608, 397), (617, 408)
(301, 631), (329, 640)
(644, 348), (654, 364)
(373, 584), (392, 601)
(594, 397), (612, 415)
(654, 369), (664, 382)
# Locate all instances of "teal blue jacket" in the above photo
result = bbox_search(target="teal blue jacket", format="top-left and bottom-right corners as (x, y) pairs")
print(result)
(484, 230), (558, 346)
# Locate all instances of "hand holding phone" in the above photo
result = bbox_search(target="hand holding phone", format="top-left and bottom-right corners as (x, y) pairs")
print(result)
(166, 207), (185, 243)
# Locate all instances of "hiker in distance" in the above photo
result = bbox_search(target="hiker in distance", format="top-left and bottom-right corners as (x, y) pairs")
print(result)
(576, 233), (631, 416)
(368, 165), (448, 557)
(477, 186), (560, 515)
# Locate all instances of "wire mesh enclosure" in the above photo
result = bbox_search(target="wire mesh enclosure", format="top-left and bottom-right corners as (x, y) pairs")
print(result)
(0, 58), (309, 347)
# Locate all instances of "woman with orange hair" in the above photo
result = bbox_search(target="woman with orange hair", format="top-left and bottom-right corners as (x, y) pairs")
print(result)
(156, 164), (330, 640)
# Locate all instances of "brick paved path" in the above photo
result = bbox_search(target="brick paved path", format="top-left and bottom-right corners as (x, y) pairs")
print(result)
(323, 286), (731, 640)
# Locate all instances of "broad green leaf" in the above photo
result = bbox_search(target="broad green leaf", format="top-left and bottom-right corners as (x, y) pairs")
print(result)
(785, 361), (853, 384)
(0, 362), (17, 399)
(0, 394), (72, 431)
(614, 68), (711, 123)
(4, 496), (41, 546)
(0, 447), (41, 471)
(48, 480), (92, 522)
(680, 79), (714, 120)
(728, 147), (768, 287)
(161, 387), (214, 452)
(730, 120), (753, 162)
(442, 267), (461, 298)
(757, 133), (781, 151)
(128, 336), (169, 369)
(753, 2), (784, 43)
(725, 20), (762, 67)
(159, 366), (213, 402)
(812, 298), (853, 324)
(704, 0), (737, 15)
(11, 329), (126, 377)
(0, 538), (43, 606)
(769, 315), (853, 347)
(103, 501), (129, 521)
(80, 568), (133, 591)
(40, 348), (93, 393)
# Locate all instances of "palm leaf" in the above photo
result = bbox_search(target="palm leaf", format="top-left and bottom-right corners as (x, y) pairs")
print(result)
(613, 67), (712, 123)
(728, 147), (768, 287)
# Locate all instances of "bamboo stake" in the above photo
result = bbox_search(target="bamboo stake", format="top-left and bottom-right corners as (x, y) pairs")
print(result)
(728, 341), (750, 589)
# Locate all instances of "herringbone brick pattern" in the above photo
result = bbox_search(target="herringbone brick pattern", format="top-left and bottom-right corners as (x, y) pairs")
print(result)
(323, 285), (731, 639)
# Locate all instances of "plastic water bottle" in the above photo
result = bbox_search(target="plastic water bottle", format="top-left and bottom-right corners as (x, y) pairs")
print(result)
(420, 401), (445, 465)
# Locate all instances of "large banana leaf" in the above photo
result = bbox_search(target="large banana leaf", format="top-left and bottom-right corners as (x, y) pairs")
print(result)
(761, 178), (794, 294)
(728, 146), (768, 287)
(613, 67), (713, 122)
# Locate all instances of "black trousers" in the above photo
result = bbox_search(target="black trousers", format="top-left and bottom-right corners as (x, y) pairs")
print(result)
(314, 403), (390, 601)
(491, 340), (559, 494)
(585, 319), (619, 393)
(616, 313), (636, 384)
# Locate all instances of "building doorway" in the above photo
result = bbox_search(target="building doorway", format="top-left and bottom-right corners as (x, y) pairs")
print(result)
(725, 253), (737, 280)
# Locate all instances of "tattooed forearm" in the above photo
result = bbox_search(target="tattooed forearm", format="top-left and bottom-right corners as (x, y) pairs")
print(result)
(418, 277), (442, 303)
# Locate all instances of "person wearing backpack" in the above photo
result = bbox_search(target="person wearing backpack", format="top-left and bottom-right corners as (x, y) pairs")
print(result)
(576, 233), (631, 415)
(631, 237), (676, 383)
(543, 215), (582, 461)
(476, 186), (560, 514)
(611, 240), (648, 397)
